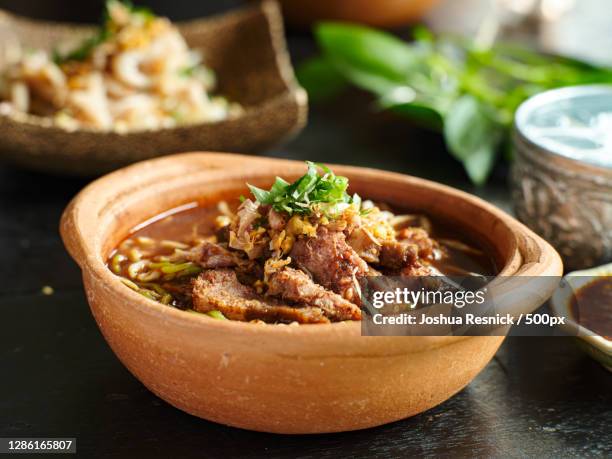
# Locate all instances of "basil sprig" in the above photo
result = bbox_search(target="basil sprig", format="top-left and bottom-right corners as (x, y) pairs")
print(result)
(298, 23), (612, 184)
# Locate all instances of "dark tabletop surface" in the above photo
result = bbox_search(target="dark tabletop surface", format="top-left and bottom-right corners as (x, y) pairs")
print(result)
(0, 1), (611, 458)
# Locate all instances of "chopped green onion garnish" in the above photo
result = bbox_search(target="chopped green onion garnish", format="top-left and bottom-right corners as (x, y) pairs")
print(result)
(247, 161), (359, 217)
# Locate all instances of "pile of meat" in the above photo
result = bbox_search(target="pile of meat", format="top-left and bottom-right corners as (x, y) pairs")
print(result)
(189, 199), (437, 324)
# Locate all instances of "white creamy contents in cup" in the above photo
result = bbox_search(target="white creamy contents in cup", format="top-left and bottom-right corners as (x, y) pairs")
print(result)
(518, 86), (612, 168)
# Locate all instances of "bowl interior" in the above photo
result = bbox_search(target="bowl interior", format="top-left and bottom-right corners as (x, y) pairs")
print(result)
(87, 156), (520, 276)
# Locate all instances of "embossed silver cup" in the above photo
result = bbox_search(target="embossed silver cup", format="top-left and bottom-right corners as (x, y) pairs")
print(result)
(511, 85), (612, 270)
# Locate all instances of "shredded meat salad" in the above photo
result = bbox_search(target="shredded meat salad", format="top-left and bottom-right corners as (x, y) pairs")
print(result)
(0, 1), (241, 132)
(109, 162), (469, 324)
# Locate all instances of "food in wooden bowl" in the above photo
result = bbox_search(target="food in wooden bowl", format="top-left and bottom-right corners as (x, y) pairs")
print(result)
(0, 1), (242, 132)
(0, 2), (306, 175)
(60, 153), (562, 433)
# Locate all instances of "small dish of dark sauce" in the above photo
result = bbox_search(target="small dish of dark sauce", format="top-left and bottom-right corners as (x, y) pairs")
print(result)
(570, 277), (612, 341)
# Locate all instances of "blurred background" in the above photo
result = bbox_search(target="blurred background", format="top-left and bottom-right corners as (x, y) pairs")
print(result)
(431, 0), (612, 66)
(2, 0), (611, 66)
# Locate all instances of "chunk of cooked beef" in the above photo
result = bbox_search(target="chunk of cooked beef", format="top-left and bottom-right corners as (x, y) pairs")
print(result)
(379, 239), (432, 275)
(188, 241), (237, 268)
(192, 269), (329, 324)
(379, 240), (418, 270)
(267, 267), (361, 321)
(397, 227), (435, 260)
(290, 226), (369, 302)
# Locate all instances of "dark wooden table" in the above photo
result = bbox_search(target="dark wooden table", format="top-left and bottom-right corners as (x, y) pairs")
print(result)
(0, 1), (610, 458)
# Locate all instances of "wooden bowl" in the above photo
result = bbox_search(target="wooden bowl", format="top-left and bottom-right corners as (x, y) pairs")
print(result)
(60, 153), (562, 433)
(277, 0), (440, 28)
(0, 2), (306, 176)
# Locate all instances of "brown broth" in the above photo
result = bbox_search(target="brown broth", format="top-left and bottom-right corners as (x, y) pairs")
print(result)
(570, 277), (612, 340)
(130, 202), (221, 243)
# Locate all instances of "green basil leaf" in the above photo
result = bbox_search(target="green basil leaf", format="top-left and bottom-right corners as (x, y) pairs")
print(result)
(444, 95), (494, 160)
(385, 101), (444, 131)
(444, 95), (501, 185)
(247, 184), (271, 204)
(462, 142), (498, 186)
(315, 22), (418, 83)
(297, 57), (348, 102)
(321, 57), (403, 95)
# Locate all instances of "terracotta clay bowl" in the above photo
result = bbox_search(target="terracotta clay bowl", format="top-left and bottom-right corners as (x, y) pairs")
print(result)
(276, 0), (440, 28)
(0, 2), (306, 176)
(60, 153), (562, 434)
